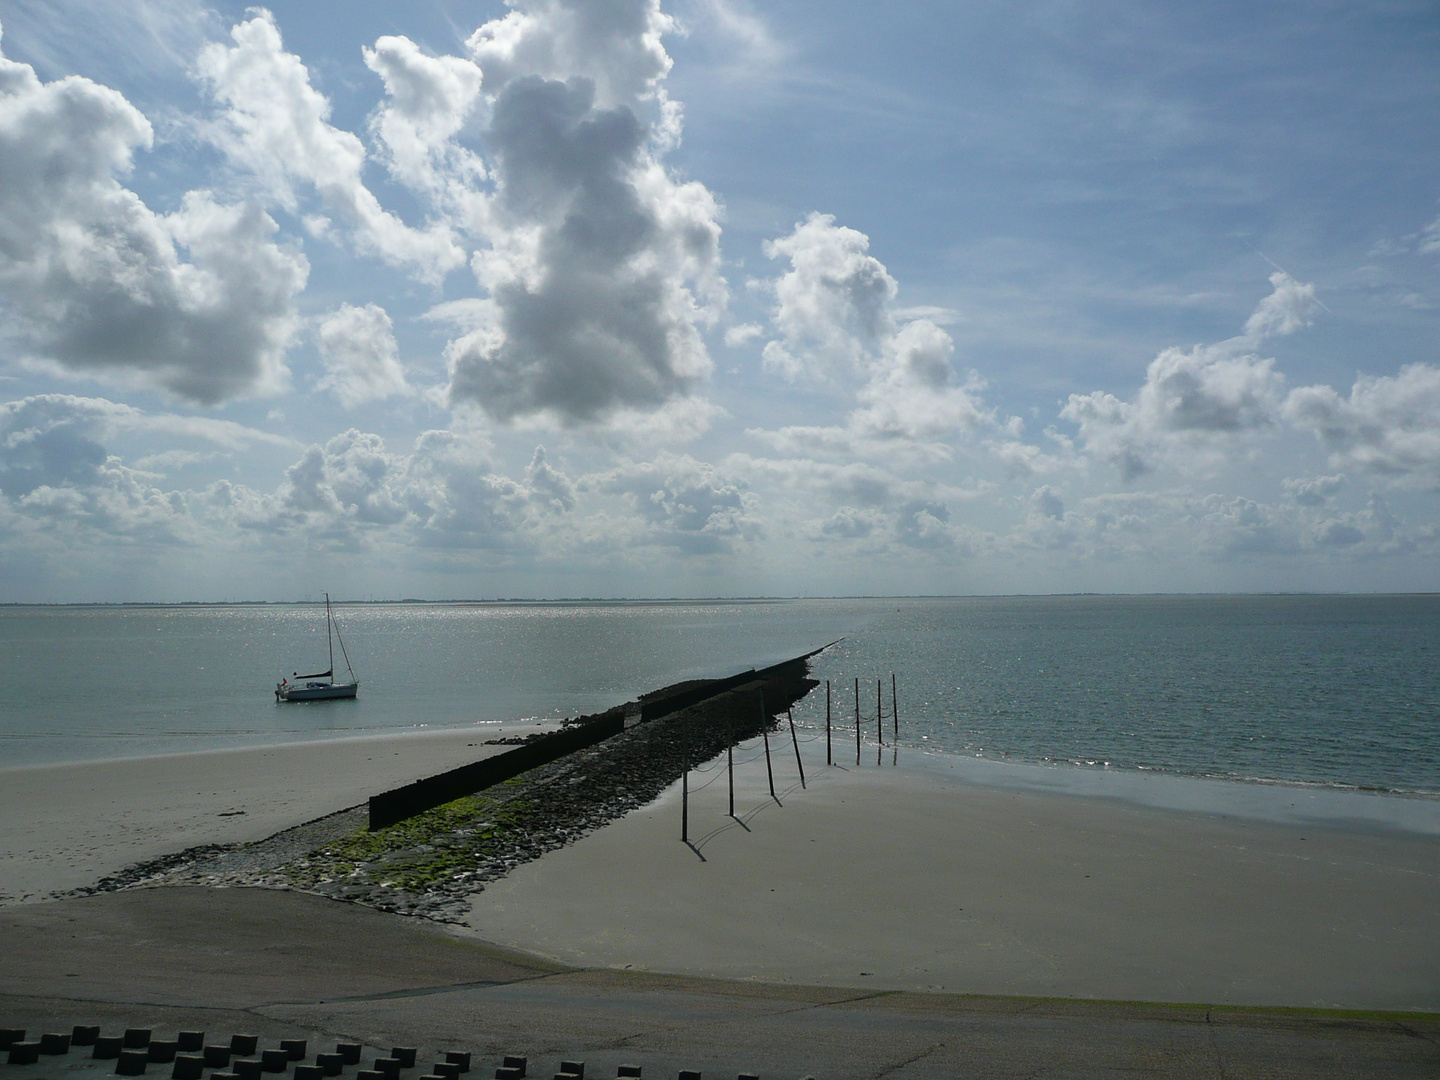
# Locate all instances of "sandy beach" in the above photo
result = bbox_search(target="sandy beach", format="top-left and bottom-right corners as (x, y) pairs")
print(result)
(0, 722), (555, 902)
(465, 744), (1440, 1010)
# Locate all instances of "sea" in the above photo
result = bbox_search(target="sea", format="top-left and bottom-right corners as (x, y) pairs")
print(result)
(2, 595), (1438, 830)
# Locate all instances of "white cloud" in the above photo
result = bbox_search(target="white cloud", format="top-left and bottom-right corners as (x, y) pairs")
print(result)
(446, 0), (726, 427)
(756, 213), (991, 452)
(1243, 270), (1320, 339)
(196, 12), (464, 282)
(0, 35), (307, 403)
(1284, 364), (1440, 480)
(314, 303), (409, 408)
(1060, 275), (1301, 478)
(591, 452), (752, 553)
(363, 34), (487, 225)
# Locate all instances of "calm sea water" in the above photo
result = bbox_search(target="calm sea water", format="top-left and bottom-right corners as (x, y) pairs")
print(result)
(1, 596), (1437, 799)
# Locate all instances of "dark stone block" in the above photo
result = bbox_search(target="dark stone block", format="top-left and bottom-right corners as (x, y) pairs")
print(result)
(0, 1030), (25, 1051)
(493, 1069), (522, 1080)
(94, 1037), (126, 1060)
(390, 1049), (416, 1069)
(204, 1046), (233, 1068)
(355, 1070), (385, 1080)
(315, 1053), (344, 1076)
(294, 1066), (324, 1080)
(678, 1072), (701, 1080)
(40, 1033), (71, 1054)
(560, 1064), (584, 1080)
(262, 1049), (290, 1072)
(737, 1074), (758, 1080)
(233, 1058), (264, 1080)
(117, 1049), (150, 1075)
(211, 1073), (241, 1080)
(336, 1046), (362, 1066)
(430, 1063), (459, 1080)
(147, 1041), (178, 1063)
(373, 1057), (401, 1080)
(443, 1053), (470, 1074)
(74, 1027), (101, 1047)
(281, 1041), (307, 1062)
(124, 1030), (152, 1050)
(8, 1042), (41, 1065)
(172, 1055), (205, 1080)
(617, 1067), (641, 1078)
(552, 1073), (580, 1080)
(231, 1037), (259, 1057)
(176, 1033), (204, 1054)
(501, 1058), (526, 1077)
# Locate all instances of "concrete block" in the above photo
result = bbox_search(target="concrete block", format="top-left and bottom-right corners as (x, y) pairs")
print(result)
(373, 1057), (401, 1079)
(210, 1072), (241, 1080)
(0, 1030), (24, 1050)
(281, 1041), (307, 1061)
(262, 1049), (290, 1072)
(74, 1026), (101, 1047)
(737, 1074), (758, 1080)
(501, 1057), (526, 1077)
(355, 1070), (385, 1080)
(147, 1040), (178, 1063)
(560, 1063), (584, 1079)
(552, 1073), (580, 1080)
(294, 1065), (324, 1080)
(493, 1069), (522, 1080)
(8, 1042), (41, 1065)
(94, 1037), (125, 1060)
(231, 1037), (259, 1057)
(117, 1049), (149, 1075)
(315, 1052), (344, 1075)
(176, 1033), (204, 1054)
(617, 1067), (641, 1078)
(443, 1053), (470, 1074)
(40, 1033), (71, 1054)
(678, 1072), (701, 1080)
(124, 1030), (152, 1049)
(204, 1046), (232, 1068)
(336, 1046), (362, 1066)
(232, 1058), (263, 1080)
(390, 1048), (417, 1069)
(171, 1055), (205, 1080)
(429, 1062), (459, 1080)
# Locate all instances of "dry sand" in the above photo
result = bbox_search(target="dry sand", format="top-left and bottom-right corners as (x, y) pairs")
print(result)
(0, 722), (554, 902)
(466, 744), (1440, 1010)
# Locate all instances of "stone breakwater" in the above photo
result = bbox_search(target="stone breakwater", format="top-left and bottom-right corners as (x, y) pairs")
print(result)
(69, 664), (818, 922)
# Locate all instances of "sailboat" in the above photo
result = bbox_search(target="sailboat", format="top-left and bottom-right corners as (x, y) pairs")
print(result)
(275, 593), (359, 702)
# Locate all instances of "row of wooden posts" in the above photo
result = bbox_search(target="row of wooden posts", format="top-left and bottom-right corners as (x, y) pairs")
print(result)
(681, 675), (899, 842)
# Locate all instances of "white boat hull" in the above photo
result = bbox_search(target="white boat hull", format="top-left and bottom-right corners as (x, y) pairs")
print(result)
(277, 681), (358, 701)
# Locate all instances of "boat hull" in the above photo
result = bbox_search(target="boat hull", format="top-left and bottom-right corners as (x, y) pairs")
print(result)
(278, 682), (358, 701)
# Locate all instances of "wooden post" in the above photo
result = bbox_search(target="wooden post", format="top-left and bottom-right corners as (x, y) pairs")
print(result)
(877, 678), (883, 746)
(727, 712), (735, 817)
(825, 680), (832, 766)
(761, 688), (777, 802)
(788, 708), (806, 789)
(892, 672), (898, 741)
(854, 677), (861, 765)
(681, 720), (688, 842)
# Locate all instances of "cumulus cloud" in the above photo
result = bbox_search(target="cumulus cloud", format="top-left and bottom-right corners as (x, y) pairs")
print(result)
(1283, 363), (1440, 479)
(756, 213), (991, 451)
(197, 12), (464, 282)
(1060, 274), (1302, 478)
(591, 452), (752, 553)
(314, 303), (409, 408)
(1243, 270), (1320, 339)
(0, 34), (307, 403)
(363, 34), (487, 223)
(446, 0), (725, 428)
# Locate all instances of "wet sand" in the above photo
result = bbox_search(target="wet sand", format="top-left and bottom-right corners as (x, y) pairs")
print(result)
(466, 746), (1440, 1010)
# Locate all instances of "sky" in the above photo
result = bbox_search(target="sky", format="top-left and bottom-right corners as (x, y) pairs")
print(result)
(0, 0), (1438, 601)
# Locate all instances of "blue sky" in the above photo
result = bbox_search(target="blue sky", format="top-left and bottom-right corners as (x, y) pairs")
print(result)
(0, 0), (1437, 601)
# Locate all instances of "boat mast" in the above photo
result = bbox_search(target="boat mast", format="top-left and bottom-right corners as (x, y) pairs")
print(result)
(326, 592), (334, 678)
